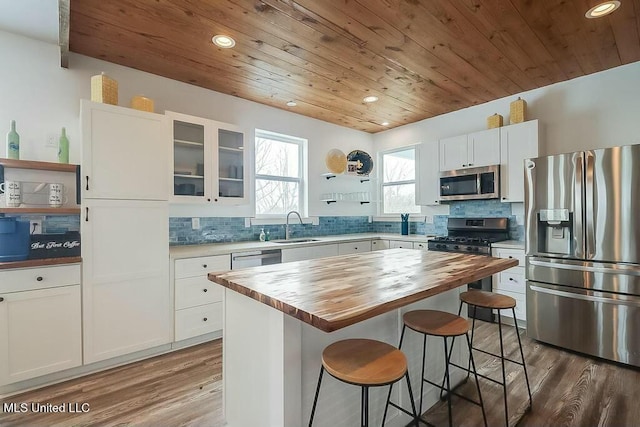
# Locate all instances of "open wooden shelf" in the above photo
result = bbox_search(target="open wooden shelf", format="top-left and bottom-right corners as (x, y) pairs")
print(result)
(0, 158), (78, 173)
(0, 207), (81, 214)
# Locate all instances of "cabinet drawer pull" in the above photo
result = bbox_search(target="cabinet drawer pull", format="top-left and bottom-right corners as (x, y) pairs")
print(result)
(203, 288), (208, 293)
(508, 256), (513, 258)
(354, 247), (358, 250)
(36, 276), (43, 282)
(509, 277), (515, 281)
(0, 297), (4, 302)
(85, 175), (90, 191)
(203, 317), (208, 322)
(203, 264), (208, 268)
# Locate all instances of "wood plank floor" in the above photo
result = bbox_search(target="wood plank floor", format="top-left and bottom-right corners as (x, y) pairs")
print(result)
(0, 340), (223, 426)
(1, 321), (639, 426)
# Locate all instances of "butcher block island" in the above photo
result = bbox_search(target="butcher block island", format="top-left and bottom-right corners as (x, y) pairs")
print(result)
(209, 249), (517, 427)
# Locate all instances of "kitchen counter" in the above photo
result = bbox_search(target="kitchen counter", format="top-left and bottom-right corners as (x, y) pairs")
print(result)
(0, 256), (82, 270)
(211, 249), (517, 426)
(210, 249), (518, 332)
(170, 232), (436, 259)
(492, 240), (525, 250)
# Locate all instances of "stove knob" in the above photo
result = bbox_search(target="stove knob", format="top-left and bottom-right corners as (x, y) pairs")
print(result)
(466, 246), (472, 251)
(453, 245), (460, 250)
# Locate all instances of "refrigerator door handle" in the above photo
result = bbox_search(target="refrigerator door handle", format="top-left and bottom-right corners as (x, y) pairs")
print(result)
(529, 285), (640, 307)
(529, 258), (640, 276)
(573, 152), (585, 259)
(585, 150), (595, 259)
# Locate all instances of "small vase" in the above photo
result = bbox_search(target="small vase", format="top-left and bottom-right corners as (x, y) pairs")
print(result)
(401, 221), (409, 235)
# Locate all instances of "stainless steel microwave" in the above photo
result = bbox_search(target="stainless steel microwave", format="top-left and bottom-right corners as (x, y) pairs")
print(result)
(439, 165), (500, 201)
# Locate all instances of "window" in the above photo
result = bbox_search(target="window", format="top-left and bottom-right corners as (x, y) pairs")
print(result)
(255, 130), (307, 216)
(380, 147), (420, 214)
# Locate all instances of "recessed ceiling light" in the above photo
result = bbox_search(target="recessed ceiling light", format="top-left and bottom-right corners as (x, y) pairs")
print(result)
(381, 121), (390, 126)
(286, 101), (297, 107)
(363, 96), (379, 103)
(212, 35), (236, 48)
(585, 1), (621, 18)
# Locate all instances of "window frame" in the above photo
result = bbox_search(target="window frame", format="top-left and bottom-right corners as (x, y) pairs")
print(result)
(378, 145), (420, 216)
(254, 129), (308, 218)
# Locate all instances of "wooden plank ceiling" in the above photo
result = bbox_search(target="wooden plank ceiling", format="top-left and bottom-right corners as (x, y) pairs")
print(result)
(69, 0), (640, 133)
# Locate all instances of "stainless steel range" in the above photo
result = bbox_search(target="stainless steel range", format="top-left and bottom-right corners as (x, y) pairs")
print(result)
(428, 217), (509, 321)
(427, 217), (509, 255)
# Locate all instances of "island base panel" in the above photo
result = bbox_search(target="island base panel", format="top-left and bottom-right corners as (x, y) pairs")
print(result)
(223, 287), (467, 427)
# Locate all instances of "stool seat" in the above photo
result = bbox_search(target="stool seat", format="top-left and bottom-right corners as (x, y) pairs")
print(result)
(403, 310), (469, 337)
(460, 290), (516, 309)
(322, 339), (407, 386)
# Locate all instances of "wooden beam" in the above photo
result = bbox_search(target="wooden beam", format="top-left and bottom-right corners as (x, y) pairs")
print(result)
(59, 0), (70, 68)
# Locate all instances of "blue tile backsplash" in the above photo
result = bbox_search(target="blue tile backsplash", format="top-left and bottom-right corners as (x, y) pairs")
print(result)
(169, 200), (523, 245)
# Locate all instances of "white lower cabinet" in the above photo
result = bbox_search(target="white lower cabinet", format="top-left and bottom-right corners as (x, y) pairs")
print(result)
(338, 240), (372, 255)
(82, 200), (171, 364)
(389, 240), (414, 249)
(0, 265), (82, 386)
(371, 239), (389, 250)
(492, 247), (526, 322)
(281, 244), (338, 263)
(173, 254), (229, 341)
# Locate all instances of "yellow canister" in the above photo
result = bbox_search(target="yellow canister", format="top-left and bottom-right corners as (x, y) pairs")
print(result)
(130, 95), (155, 113)
(91, 72), (118, 105)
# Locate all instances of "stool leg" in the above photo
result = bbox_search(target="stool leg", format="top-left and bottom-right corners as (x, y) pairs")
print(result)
(381, 382), (393, 425)
(513, 308), (533, 409)
(466, 333), (488, 427)
(467, 305), (477, 381)
(439, 300), (465, 400)
(443, 337), (453, 427)
(361, 386), (369, 427)
(497, 313), (509, 427)
(309, 366), (324, 427)
(404, 372), (420, 427)
(419, 333), (427, 417)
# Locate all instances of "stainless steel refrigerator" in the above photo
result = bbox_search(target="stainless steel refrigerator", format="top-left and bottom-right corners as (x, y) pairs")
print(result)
(525, 144), (640, 367)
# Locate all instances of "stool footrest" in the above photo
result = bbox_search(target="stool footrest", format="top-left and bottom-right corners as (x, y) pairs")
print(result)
(387, 401), (418, 420)
(448, 361), (504, 387)
(472, 346), (526, 366)
(421, 376), (484, 408)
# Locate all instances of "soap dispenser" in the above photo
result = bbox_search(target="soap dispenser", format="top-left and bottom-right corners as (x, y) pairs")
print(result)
(259, 228), (266, 242)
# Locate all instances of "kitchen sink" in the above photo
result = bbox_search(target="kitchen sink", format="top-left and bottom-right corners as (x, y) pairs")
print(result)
(272, 238), (320, 244)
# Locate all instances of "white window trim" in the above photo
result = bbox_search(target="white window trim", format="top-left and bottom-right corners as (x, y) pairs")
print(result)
(254, 129), (308, 218)
(377, 145), (419, 217)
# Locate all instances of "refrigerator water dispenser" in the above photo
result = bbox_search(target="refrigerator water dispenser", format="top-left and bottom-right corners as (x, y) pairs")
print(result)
(537, 209), (572, 255)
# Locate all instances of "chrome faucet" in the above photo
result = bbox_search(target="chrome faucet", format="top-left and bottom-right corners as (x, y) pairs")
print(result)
(285, 210), (303, 240)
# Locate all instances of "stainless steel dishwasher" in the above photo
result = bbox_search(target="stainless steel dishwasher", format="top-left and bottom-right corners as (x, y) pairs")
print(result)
(231, 249), (282, 270)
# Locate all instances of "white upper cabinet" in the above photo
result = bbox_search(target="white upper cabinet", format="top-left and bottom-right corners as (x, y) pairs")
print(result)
(468, 128), (501, 168)
(500, 120), (539, 203)
(167, 111), (248, 205)
(439, 134), (468, 171)
(81, 100), (169, 201)
(416, 142), (441, 206)
(439, 129), (500, 171)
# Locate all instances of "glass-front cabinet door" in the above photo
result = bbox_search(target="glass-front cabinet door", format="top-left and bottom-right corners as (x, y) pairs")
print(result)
(168, 112), (212, 202)
(167, 111), (247, 205)
(216, 124), (246, 202)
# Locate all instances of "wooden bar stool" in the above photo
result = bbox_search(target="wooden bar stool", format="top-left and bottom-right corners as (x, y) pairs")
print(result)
(447, 290), (532, 427)
(390, 310), (487, 427)
(309, 338), (419, 427)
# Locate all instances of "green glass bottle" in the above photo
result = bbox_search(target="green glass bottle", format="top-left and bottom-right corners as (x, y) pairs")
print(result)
(58, 127), (69, 163)
(6, 120), (19, 159)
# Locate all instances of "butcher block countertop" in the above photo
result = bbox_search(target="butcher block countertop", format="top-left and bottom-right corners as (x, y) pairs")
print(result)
(209, 248), (518, 332)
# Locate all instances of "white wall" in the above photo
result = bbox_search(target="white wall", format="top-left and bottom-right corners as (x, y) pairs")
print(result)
(0, 30), (374, 218)
(373, 61), (640, 156)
